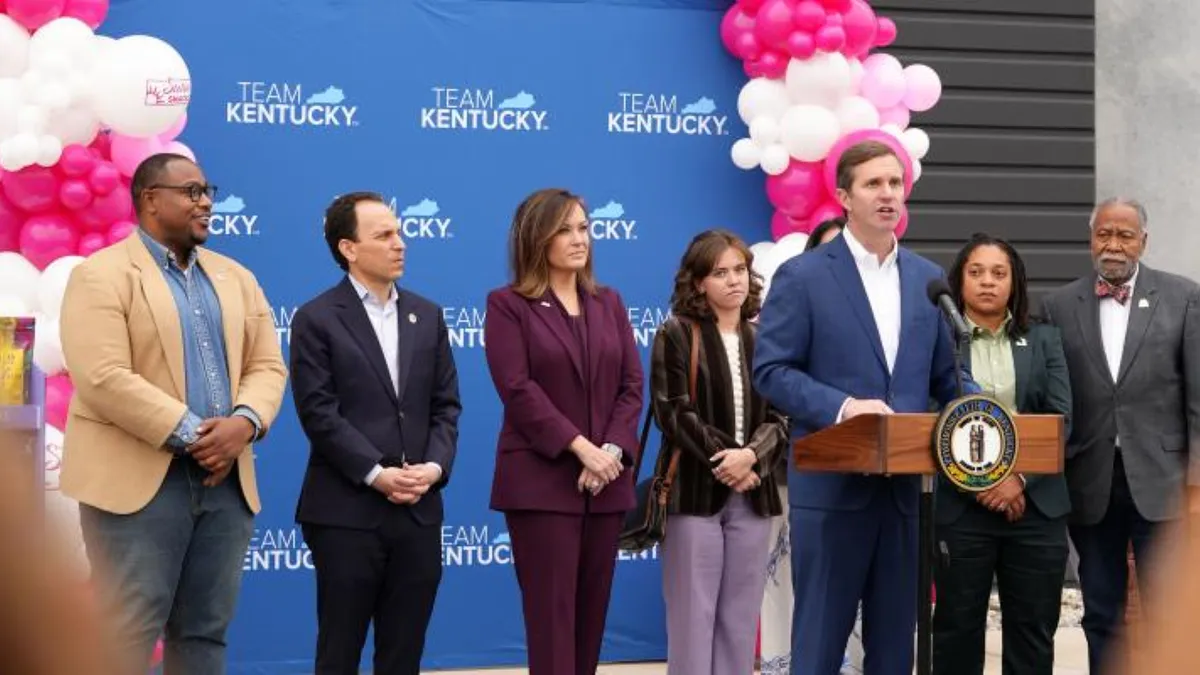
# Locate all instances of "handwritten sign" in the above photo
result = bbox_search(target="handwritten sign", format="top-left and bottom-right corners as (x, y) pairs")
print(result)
(145, 78), (191, 107)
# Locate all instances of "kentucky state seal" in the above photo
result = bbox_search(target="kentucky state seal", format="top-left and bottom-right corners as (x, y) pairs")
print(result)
(933, 394), (1019, 492)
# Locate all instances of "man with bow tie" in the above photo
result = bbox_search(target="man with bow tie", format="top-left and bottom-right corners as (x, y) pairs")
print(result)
(1042, 197), (1200, 675)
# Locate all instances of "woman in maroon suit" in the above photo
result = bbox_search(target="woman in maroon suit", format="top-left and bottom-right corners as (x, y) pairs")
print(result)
(483, 188), (644, 675)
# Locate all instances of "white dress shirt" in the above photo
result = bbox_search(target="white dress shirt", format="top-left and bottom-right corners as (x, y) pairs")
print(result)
(836, 227), (902, 422)
(1099, 266), (1138, 448)
(347, 274), (442, 486)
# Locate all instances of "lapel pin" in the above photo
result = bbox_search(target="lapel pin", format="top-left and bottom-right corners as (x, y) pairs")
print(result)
(1138, 298), (1149, 308)
(539, 301), (552, 308)
(1015, 337), (1028, 347)
(408, 313), (418, 324)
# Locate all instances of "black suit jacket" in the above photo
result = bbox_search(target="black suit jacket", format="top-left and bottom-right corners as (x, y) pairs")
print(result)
(935, 321), (1073, 523)
(291, 277), (461, 528)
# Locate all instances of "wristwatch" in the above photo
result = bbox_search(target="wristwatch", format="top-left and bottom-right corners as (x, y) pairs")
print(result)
(601, 442), (623, 462)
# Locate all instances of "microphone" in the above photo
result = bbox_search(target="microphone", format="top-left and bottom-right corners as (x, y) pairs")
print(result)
(926, 278), (971, 341)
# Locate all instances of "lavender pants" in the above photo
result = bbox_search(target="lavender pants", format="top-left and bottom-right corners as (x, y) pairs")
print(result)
(663, 493), (772, 675)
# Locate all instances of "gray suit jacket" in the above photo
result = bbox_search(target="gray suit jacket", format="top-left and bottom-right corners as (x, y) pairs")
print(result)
(1042, 265), (1200, 525)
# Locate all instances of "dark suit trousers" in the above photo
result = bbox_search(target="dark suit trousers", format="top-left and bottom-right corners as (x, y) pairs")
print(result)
(932, 504), (1068, 675)
(505, 509), (622, 675)
(302, 515), (442, 675)
(1068, 454), (1160, 675)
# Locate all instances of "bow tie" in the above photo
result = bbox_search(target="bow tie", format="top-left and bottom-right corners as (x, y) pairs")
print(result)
(1096, 279), (1131, 305)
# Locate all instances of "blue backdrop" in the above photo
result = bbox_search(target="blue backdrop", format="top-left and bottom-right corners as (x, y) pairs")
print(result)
(103, 0), (771, 671)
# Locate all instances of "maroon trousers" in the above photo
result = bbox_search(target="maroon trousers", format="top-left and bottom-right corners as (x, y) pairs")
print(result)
(504, 510), (622, 675)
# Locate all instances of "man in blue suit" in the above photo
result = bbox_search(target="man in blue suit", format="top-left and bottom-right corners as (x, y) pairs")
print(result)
(753, 140), (975, 675)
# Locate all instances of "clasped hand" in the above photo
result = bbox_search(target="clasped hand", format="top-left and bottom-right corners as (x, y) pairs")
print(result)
(188, 416), (255, 487)
(575, 443), (622, 496)
(712, 448), (760, 493)
(372, 464), (440, 504)
(977, 476), (1025, 522)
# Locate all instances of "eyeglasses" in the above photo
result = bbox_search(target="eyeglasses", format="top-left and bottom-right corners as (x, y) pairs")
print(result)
(148, 183), (218, 203)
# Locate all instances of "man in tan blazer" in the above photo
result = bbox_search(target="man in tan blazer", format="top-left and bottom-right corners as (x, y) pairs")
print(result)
(59, 153), (287, 675)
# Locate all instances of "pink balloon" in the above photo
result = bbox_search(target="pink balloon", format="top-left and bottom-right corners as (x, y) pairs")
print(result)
(792, 0), (825, 32)
(876, 17), (897, 47)
(721, 7), (757, 59)
(771, 210), (808, 240)
(0, 194), (22, 253)
(805, 200), (846, 233)
(818, 0), (850, 12)
(894, 204), (910, 239)
(753, 0), (797, 51)
(89, 131), (112, 160)
(19, 211), (80, 270)
(110, 134), (165, 178)
(757, 51), (788, 79)
(162, 141), (196, 162)
(6, 0), (66, 31)
(860, 54), (906, 109)
(766, 161), (825, 220)
(2, 166), (62, 214)
(902, 64), (943, 112)
(822, 128), (915, 198)
(106, 219), (136, 245)
(59, 179), (93, 211)
(814, 24), (846, 52)
(786, 31), (816, 59)
(88, 163), (121, 195)
(45, 374), (74, 430)
(62, 0), (107, 28)
(77, 185), (133, 232)
(878, 104), (910, 129)
(77, 231), (107, 257)
(57, 144), (96, 178)
(743, 61), (763, 79)
(840, 0), (878, 57)
(734, 32), (763, 61)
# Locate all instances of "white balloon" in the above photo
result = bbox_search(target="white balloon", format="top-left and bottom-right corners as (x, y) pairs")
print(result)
(29, 18), (95, 70)
(0, 15), (31, 78)
(847, 58), (865, 95)
(780, 104), (841, 162)
(35, 81), (71, 111)
(835, 96), (881, 134)
(0, 253), (41, 312)
(16, 104), (47, 133)
(880, 123), (904, 140)
(0, 133), (39, 171)
(748, 116), (781, 147)
(35, 134), (63, 167)
(776, 232), (811, 260)
(45, 104), (99, 146)
(0, 78), (23, 140)
(730, 137), (762, 170)
(785, 51), (852, 108)
(760, 144), (791, 176)
(737, 77), (790, 125)
(32, 314), (64, 375)
(0, 293), (32, 316)
(92, 35), (190, 137)
(901, 127), (931, 160)
(912, 159), (923, 182)
(37, 255), (84, 320)
(18, 69), (42, 98)
(749, 241), (775, 267)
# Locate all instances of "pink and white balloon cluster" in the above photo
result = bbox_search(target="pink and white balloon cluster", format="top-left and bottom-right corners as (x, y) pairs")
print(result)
(721, 0), (943, 240)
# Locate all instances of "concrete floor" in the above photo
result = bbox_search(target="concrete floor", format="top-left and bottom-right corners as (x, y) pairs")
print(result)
(425, 627), (1089, 674)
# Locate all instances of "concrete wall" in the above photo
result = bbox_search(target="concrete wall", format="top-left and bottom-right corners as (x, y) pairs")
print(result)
(1096, 0), (1200, 281)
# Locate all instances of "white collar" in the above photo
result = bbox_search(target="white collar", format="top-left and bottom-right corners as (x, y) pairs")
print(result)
(347, 273), (397, 307)
(842, 224), (898, 270)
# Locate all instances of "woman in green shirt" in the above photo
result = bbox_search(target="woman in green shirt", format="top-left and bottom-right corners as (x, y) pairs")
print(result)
(932, 233), (1073, 675)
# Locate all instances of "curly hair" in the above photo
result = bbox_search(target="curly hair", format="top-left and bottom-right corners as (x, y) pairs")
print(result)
(669, 229), (764, 321)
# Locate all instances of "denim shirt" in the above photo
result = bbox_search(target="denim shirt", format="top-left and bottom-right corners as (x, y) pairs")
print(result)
(137, 230), (261, 452)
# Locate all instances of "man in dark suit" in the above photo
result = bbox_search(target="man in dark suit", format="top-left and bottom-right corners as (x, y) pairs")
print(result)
(753, 140), (975, 675)
(1041, 197), (1200, 675)
(290, 191), (461, 675)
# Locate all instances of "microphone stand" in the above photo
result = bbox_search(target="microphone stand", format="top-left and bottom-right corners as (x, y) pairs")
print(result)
(917, 327), (968, 675)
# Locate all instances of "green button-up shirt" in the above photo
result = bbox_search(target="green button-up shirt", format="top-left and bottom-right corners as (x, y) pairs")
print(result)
(967, 313), (1016, 411)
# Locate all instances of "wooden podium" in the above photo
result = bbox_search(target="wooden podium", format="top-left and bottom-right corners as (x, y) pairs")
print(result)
(792, 411), (1066, 675)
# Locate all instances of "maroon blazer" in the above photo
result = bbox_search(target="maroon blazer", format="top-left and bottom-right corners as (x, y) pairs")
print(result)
(484, 285), (644, 514)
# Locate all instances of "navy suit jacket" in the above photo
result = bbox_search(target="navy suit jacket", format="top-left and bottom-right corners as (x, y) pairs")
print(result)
(291, 278), (461, 528)
(752, 234), (975, 515)
(484, 285), (644, 515)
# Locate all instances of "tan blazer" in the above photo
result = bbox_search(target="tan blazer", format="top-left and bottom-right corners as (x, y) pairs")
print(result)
(59, 233), (288, 515)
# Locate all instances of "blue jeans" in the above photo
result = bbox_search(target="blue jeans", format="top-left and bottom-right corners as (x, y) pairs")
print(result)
(80, 458), (254, 675)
